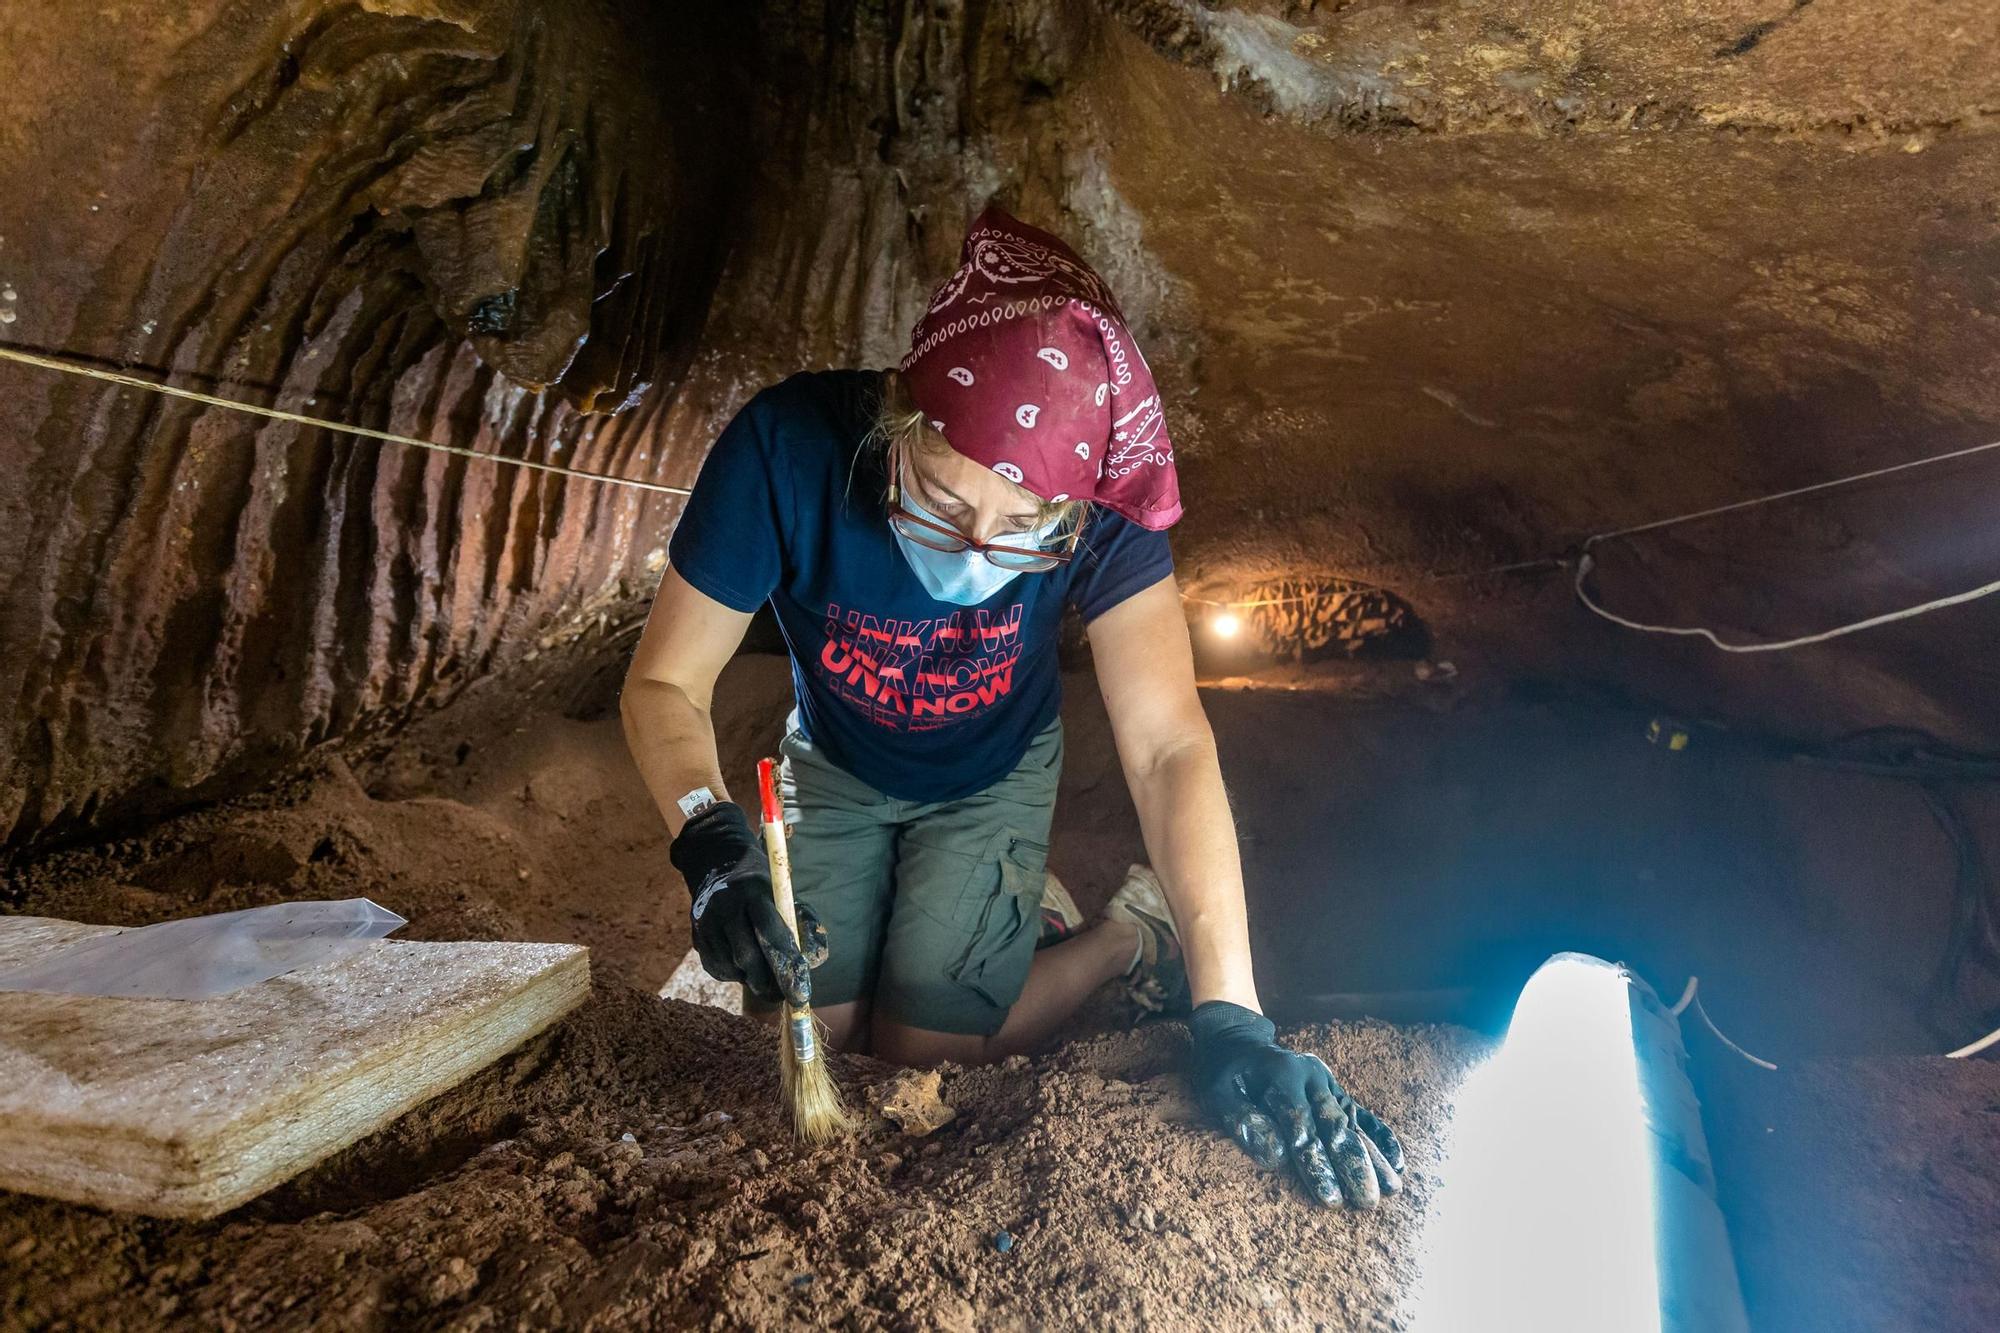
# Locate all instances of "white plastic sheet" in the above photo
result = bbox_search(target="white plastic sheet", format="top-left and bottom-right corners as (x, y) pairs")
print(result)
(0, 899), (406, 1000)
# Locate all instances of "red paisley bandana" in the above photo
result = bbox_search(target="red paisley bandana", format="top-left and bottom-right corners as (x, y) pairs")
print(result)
(900, 206), (1182, 531)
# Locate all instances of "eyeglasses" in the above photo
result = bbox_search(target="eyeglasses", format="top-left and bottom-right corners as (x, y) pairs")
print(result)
(888, 455), (1079, 572)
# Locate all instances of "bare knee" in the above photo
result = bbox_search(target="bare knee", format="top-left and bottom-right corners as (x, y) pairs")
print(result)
(871, 1017), (995, 1068)
(815, 1000), (870, 1054)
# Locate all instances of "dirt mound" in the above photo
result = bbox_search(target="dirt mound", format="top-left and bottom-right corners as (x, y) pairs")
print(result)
(0, 984), (1482, 1331)
(1, 647), (1485, 1329)
(3, 652), (801, 996)
(8, 755), (538, 947)
(1706, 1054), (2000, 1333)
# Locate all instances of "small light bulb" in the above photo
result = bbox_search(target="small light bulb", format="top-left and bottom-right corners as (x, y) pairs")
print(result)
(1211, 612), (1241, 639)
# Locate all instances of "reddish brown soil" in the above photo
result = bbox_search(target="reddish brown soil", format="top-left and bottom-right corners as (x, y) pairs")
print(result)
(1704, 1055), (2000, 1333)
(8, 640), (2000, 1330)
(0, 646), (1486, 1330)
(0, 992), (1479, 1332)
(3, 648), (798, 997)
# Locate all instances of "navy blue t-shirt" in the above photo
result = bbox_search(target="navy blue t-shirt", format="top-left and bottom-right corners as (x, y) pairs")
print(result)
(669, 370), (1175, 803)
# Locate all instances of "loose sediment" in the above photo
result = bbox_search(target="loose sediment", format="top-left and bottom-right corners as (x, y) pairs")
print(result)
(0, 983), (1486, 1332)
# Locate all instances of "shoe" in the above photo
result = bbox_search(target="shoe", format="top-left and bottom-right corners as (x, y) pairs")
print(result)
(1036, 870), (1083, 949)
(1104, 864), (1188, 1014)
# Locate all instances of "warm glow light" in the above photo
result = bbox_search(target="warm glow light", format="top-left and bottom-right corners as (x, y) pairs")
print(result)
(1410, 954), (1661, 1333)
(1211, 611), (1241, 638)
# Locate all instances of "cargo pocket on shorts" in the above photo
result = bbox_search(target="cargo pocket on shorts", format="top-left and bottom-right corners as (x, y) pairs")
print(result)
(946, 833), (1049, 1011)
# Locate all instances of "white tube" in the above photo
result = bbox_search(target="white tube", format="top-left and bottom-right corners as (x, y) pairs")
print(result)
(1946, 1024), (2000, 1059)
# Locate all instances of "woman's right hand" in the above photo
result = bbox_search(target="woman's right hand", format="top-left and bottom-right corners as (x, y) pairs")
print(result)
(1189, 1000), (1405, 1209)
(669, 802), (828, 1007)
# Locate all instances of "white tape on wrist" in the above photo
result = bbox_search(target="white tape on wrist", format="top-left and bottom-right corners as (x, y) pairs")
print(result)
(676, 786), (718, 819)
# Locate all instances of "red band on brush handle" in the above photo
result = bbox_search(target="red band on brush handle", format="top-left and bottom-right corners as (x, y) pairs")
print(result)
(755, 757), (783, 827)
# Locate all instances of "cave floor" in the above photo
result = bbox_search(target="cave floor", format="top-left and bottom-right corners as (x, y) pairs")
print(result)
(4, 649), (1998, 1329)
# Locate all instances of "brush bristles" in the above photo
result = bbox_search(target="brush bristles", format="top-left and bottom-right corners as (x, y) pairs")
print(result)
(780, 1005), (853, 1142)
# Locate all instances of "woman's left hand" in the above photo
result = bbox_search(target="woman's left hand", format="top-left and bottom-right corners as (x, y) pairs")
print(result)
(1189, 1000), (1405, 1208)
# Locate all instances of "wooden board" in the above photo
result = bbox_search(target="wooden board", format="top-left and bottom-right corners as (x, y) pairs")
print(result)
(0, 916), (589, 1218)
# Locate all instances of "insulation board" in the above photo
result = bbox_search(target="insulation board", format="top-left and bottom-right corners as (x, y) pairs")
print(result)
(0, 916), (589, 1218)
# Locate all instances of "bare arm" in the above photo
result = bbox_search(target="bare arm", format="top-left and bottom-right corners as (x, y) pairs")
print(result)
(620, 567), (757, 837)
(1087, 575), (1262, 1012)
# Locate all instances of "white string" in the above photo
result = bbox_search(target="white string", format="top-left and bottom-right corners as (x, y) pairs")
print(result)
(1592, 434), (2000, 545)
(1691, 992), (1779, 1071)
(1193, 433), (2000, 622)
(1575, 434), (2000, 653)
(1945, 1024), (2000, 1060)
(0, 345), (692, 497)
(10, 343), (1999, 645)
(1676, 974), (2000, 1064)
(1575, 550), (2000, 654)
(1672, 977), (1778, 1070)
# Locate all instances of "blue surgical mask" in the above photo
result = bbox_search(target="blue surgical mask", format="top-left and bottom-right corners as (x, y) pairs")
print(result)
(893, 469), (1059, 606)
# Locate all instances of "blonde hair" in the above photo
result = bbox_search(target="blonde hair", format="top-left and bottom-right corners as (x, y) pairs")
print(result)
(868, 373), (1088, 541)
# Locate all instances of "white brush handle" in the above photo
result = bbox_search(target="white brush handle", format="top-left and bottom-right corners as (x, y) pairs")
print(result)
(762, 819), (799, 941)
(754, 757), (812, 1066)
(754, 756), (802, 944)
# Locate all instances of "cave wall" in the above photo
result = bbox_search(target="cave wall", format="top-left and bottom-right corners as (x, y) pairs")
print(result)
(0, 0), (1104, 848)
(0, 0), (745, 843)
(3, 0), (1998, 850)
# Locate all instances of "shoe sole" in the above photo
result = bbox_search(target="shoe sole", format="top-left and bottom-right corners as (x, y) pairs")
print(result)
(1037, 870), (1083, 948)
(1106, 864), (1181, 967)
(1107, 865), (1191, 1013)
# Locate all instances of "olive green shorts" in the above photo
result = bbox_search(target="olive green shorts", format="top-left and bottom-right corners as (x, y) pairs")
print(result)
(774, 721), (1061, 1037)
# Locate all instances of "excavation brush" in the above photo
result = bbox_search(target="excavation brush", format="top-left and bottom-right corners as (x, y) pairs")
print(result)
(756, 757), (853, 1142)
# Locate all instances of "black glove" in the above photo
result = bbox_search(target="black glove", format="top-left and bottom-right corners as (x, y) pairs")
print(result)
(669, 801), (827, 1007)
(1189, 1000), (1405, 1209)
